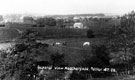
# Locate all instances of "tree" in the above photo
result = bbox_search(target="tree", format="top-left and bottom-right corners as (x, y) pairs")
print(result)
(44, 17), (56, 27)
(86, 29), (95, 38)
(23, 16), (35, 24)
(35, 18), (46, 27)
(76, 45), (110, 67)
(35, 17), (56, 27)
(92, 45), (111, 66)
(108, 11), (135, 65)
(56, 19), (65, 28)
(0, 29), (49, 80)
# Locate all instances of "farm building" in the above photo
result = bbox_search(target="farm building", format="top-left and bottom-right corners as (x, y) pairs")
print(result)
(73, 22), (84, 29)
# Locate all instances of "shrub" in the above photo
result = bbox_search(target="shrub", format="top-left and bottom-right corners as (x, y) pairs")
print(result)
(86, 29), (95, 38)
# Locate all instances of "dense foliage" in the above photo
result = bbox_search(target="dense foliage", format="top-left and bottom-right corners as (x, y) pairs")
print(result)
(0, 30), (49, 80)
(86, 29), (95, 38)
(108, 11), (135, 65)
(35, 17), (56, 27)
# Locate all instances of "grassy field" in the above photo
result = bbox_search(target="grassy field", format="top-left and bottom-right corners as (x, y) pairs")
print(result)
(0, 27), (89, 41)
(43, 37), (106, 66)
(10, 27), (88, 38)
(43, 37), (105, 47)
(0, 37), (105, 66)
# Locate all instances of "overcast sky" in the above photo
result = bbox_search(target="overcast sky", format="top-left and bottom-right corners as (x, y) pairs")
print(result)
(0, 0), (135, 15)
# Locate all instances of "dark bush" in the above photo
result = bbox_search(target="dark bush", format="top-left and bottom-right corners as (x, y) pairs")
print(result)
(87, 29), (95, 38)
(92, 45), (111, 66)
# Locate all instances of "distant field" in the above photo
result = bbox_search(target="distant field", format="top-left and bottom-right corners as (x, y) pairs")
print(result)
(11, 27), (88, 38)
(0, 27), (89, 42)
(0, 28), (20, 42)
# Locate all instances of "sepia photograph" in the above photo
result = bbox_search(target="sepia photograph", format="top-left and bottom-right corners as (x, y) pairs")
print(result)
(0, 0), (135, 80)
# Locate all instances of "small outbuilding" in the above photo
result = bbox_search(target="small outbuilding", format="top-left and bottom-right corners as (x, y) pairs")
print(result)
(73, 22), (84, 29)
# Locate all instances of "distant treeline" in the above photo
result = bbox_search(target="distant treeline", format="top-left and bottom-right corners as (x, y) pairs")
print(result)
(49, 13), (105, 18)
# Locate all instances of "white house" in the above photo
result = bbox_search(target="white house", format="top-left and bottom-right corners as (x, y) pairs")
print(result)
(73, 22), (84, 29)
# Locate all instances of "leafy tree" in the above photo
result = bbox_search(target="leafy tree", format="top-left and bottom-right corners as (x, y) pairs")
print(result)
(44, 17), (56, 27)
(56, 19), (65, 28)
(65, 19), (74, 27)
(108, 11), (135, 65)
(76, 45), (110, 67)
(23, 16), (35, 24)
(35, 18), (46, 27)
(0, 29), (49, 80)
(86, 29), (95, 38)
(35, 17), (56, 27)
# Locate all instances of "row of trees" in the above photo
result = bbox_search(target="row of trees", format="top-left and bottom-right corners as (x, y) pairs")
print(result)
(35, 17), (56, 27)
(23, 16), (73, 28)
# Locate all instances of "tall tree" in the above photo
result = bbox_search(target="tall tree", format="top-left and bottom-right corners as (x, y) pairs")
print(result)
(108, 11), (135, 64)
